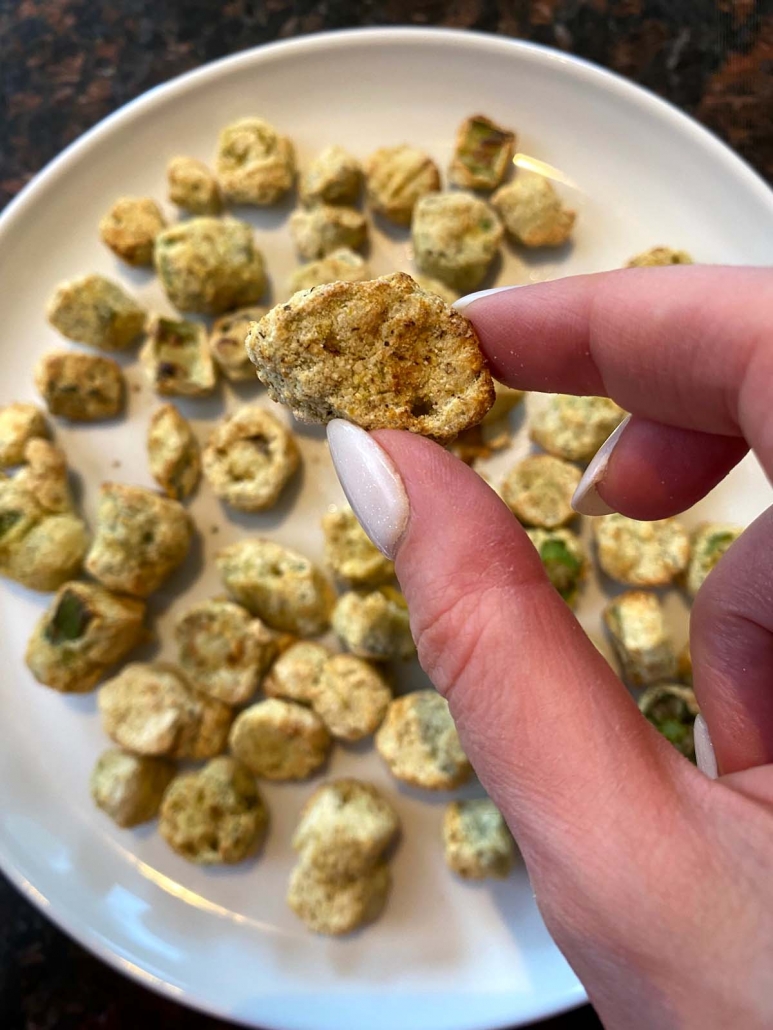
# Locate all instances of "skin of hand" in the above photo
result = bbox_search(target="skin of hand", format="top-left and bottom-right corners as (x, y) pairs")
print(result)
(326, 267), (773, 1030)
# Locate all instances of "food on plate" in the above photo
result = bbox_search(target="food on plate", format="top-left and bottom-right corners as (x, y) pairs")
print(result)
(229, 698), (331, 780)
(289, 204), (367, 260)
(34, 351), (125, 422)
(594, 514), (690, 587)
(481, 382), (524, 425)
(364, 144), (440, 225)
(412, 274), (459, 305)
(288, 247), (371, 292)
(154, 217), (266, 315)
(501, 454), (581, 528)
(287, 853), (391, 936)
(411, 191), (503, 293)
(140, 316), (217, 397)
(85, 482), (192, 597)
(166, 155), (222, 215)
(208, 306), (267, 382)
(99, 196), (166, 266)
(526, 527), (587, 607)
(321, 505), (395, 588)
(530, 395), (627, 463)
(627, 246), (693, 267)
(46, 274), (146, 352)
(332, 586), (415, 661)
(91, 749), (175, 828)
(202, 405), (300, 512)
(217, 538), (333, 636)
(215, 117), (296, 205)
(684, 522), (743, 598)
(449, 115), (516, 192)
(175, 597), (277, 706)
(603, 591), (676, 687)
(443, 799), (516, 879)
(25, 581), (145, 693)
(677, 642), (692, 684)
(492, 174), (575, 247)
(0, 403), (49, 468)
(300, 145), (362, 207)
(159, 756), (268, 864)
(376, 690), (471, 790)
(638, 684), (699, 761)
(248, 272), (494, 441)
(147, 404), (201, 501)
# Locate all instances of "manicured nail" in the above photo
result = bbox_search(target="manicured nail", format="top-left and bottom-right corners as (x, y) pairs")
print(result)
(571, 414), (631, 516)
(452, 285), (520, 313)
(694, 714), (718, 779)
(326, 420), (409, 559)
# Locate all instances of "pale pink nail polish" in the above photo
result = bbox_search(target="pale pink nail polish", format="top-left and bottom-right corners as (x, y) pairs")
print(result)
(571, 414), (631, 516)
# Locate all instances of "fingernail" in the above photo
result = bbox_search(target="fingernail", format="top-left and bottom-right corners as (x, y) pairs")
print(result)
(694, 714), (718, 779)
(326, 420), (409, 559)
(452, 285), (520, 313)
(571, 414), (630, 516)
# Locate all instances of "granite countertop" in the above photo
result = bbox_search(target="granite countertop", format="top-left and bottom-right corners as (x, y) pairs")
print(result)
(0, 2), (771, 1028)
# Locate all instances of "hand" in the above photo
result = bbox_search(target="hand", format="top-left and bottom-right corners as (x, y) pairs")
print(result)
(327, 266), (773, 1030)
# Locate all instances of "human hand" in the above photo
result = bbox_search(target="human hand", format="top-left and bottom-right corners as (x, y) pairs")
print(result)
(327, 266), (773, 1030)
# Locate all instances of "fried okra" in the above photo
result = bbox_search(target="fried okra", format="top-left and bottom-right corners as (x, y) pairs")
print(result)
(627, 247), (693, 267)
(167, 156), (222, 215)
(300, 145), (362, 207)
(229, 698), (331, 780)
(147, 404), (201, 501)
(594, 514), (690, 587)
(160, 757), (268, 864)
(322, 505), (395, 588)
(91, 750), (175, 828)
(412, 191), (504, 293)
(288, 247), (371, 293)
(217, 538), (333, 636)
(154, 217), (267, 315)
(99, 662), (232, 758)
(288, 854), (391, 936)
(365, 144), (440, 225)
(449, 115), (516, 192)
(603, 591), (676, 687)
(0, 403), (49, 468)
(99, 197), (166, 266)
(46, 275), (146, 352)
(141, 317), (217, 397)
(482, 382), (525, 425)
(443, 799), (516, 879)
(0, 440), (88, 591)
(290, 205), (367, 261)
(248, 273), (494, 441)
(202, 405), (300, 512)
(34, 351), (125, 422)
(501, 454), (581, 528)
(638, 684), (699, 761)
(530, 395), (627, 463)
(332, 586), (415, 661)
(685, 523), (743, 598)
(526, 527), (587, 606)
(264, 641), (330, 704)
(85, 483), (192, 598)
(175, 597), (277, 706)
(209, 306), (267, 382)
(26, 582), (145, 693)
(215, 117), (296, 206)
(412, 274), (459, 305)
(492, 175), (575, 248)
(376, 690), (471, 790)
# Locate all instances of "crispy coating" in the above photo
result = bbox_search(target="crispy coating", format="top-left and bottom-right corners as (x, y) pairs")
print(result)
(175, 597), (277, 705)
(530, 395), (627, 463)
(412, 275), (459, 305)
(412, 191), (504, 293)
(215, 118), (295, 205)
(147, 404), (201, 501)
(603, 591), (676, 687)
(376, 690), (471, 790)
(26, 582), (145, 693)
(501, 454), (581, 528)
(85, 482), (192, 598)
(638, 684), (699, 761)
(263, 641), (330, 704)
(627, 247), (693, 267)
(310, 654), (392, 741)
(288, 855), (391, 936)
(365, 145), (440, 226)
(290, 205), (367, 261)
(229, 698), (331, 780)
(594, 514), (690, 587)
(300, 145), (362, 207)
(209, 306), (267, 382)
(167, 156), (222, 214)
(91, 749), (175, 828)
(34, 351), (125, 422)
(288, 247), (371, 293)
(322, 505), (395, 587)
(154, 217), (267, 315)
(160, 757), (267, 864)
(492, 175), (575, 248)
(248, 273), (494, 441)
(482, 382), (525, 425)
(0, 403), (49, 467)
(332, 586), (415, 661)
(99, 197), (166, 266)
(443, 799), (516, 879)
(140, 317), (217, 397)
(46, 275), (146, 352)
(678, 642), (692, 685)
(526, 527), (587, 607)
(684, 522), (743, 598)
(99, 661), (232, 758)
(202, 405), (300, 512)
(449, 115), (516, 191)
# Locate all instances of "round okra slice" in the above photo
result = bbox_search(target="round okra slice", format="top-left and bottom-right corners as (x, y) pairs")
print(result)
(449, 114), (516, 192)
(300, 145), (362, 207)
(412, 191), (504, 293)
(594, 514), (690, 587)
(263, 641), (330, 704)
(443, 799), (516, 879)
(288, 247), (371, 293)
(215, 118), (295, 206)
(34, 351), (125, 422)
(229, 698), (331, 781)
(167, 156), (222, 215)
(289, 205), (367, 261)
(603, 591), (676, 687)
(321, 505), (395, 588)
(529, 394), (626, 464)
(638, 684), (699, 761)
(287, 855), (391, 936)
(501, 454), (581, 529)
(627, 247), (692, 267)
(0, 403), (49, 468)
(209, 306), (267, 382)
(91, 749), (175, 828)
(310, 654), (392, 742)
(140, 317), (217, 397)
(684, 522), (743, 598)
(46, 274), (146, 352)
(492, 175), (575, 248)
(526, 527), (587, 607)
(364, 144), (440, 226)
(99, 196), (166, 266)
(332, 586), (415, 661)
(375, 690), (472, 790)
(147, 404), (201, 501)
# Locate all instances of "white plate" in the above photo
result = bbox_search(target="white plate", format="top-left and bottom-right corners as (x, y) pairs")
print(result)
(1, 27), (772, 1030)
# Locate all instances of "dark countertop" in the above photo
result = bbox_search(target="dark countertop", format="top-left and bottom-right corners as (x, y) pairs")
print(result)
(0, 2), (771, 1029)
